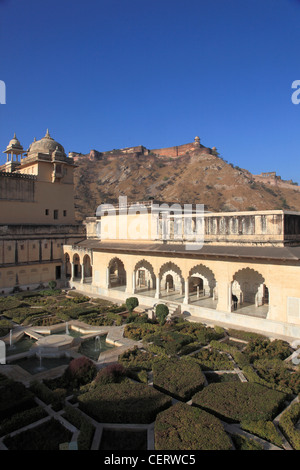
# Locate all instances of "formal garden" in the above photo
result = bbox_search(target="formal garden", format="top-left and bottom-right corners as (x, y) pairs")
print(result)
(0, 287), (299, 451)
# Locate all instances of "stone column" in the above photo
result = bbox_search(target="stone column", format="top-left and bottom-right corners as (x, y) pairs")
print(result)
(155, 275), (160, 299)
(132, 271), (136, 294)
(80, 263), (85, 284)
(71, 262), (75, 282)
(183, 278), (189, 304)
(228, 282), (232, 312)
(106, 267), (110, 288)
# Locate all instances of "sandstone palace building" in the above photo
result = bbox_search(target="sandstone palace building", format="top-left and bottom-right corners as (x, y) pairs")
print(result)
(1, 133), (300, 339)
(0, 131), (84, 291)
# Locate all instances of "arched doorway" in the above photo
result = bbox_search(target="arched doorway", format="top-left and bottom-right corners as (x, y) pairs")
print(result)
(134, 260), (156, 296)
(188, 264), (217, 309)
(64, 253), (71, 279)
(232, 268), (269, 318)
(83, 254), (92, 281)
(189, 276), (203, 293)
(159, 262), (184, 301)
(108, 258), (126, 290)
(73, 253), (81, 280)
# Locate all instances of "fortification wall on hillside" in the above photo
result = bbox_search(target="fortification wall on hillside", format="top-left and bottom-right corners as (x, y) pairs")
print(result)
(151, 142), (197, 157)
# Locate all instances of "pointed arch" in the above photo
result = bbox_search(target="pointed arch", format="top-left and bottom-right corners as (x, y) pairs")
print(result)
(188, 264), (217, 296)
(159, 261), (184, 294)
(83, 253), (92, 278)
(72, 253), (81, 279)
(134, 259), (156, 291)
(108, 257), (126, 288)
(232, 267), (269, 314)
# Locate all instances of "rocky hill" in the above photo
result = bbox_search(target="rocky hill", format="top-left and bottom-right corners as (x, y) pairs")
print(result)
(72, 144), (300, 221)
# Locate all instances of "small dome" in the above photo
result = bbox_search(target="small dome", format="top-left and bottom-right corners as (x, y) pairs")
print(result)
(7, 133), (23, 150)
(27, 129), (65, 156)
(194, 136), (200, 141)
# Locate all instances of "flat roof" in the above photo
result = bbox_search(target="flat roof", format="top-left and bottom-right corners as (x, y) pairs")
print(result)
(73, 240), (300, 262)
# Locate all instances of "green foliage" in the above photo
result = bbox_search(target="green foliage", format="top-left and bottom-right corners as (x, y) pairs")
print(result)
(3, 306), (46, 324)
(3, 418), (72, 450)
(231, 433), (263, 450)
(153, 357), (205, 401)
(227, 328), (267, 342)
(253, 358), (300, 394)
(192, 348), (235, 371)
(279, 401), (300, 450)
(0, 318), (13, 336)
(146, 330), (193, 356)
(0, 296), (24, 313)
(0, 406), (47, 437)
(94, 363), (126, 386)
(241, 420), (284, 448)
(63, 405), (95, 450)
(155, 402), (232, 450)
(124, 322), (160, 341)
(0, 379), (36, 420)
(206, 372), (240, 384)
(118, 346), (154, 371)
(175, 322), (225, 345)
(125, 297), (139, 313)
(78, 382), (172, 424)
(48, 280), (57, 290)
(155, 304), (169, 325)
(29, 381), (66, 410)
(244, 338), (292, 362)
(192, 382), (287, 423)
(64, 357), (97, 388)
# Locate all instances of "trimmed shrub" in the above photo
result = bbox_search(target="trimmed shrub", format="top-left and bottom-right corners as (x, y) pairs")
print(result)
(94, 363), (126, 385)
(125, 297), (139, 313)
(153, 357), (205, 401)
(155, 402), (232, 450)
(118, 346), (154, 370)
(48, 280), (57, 290)
(0, 406), (47, 437)
(3, 418), (72, 450)
(29, 381), (66, 410)
(227, 328), (267, 342)
(0, 318), (13, 337)
(175, 322), (225, 344)
(64, 357), (97, 387)
(63, 405), (95, 450)
(253, 358), (300, 394)
(124, 323), (160, 341)
(78, 382), (172, 424)
(155, 304), (169, 325)
(145, 330), (193, 356)
(210, 339), (292, 394)
(192, 382), (287, 423)
(279, 401), (300, 450)
(0, 297), (24, 313)
(241, 420), (284, 448)
(231, 433), (263, 450)
(192, 348), (235, 371)
(244, 338), (292, 362)
(0, 380), (36, 420)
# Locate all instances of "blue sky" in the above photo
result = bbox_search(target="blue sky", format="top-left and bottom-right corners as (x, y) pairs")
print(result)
(1, 0), (300, 183)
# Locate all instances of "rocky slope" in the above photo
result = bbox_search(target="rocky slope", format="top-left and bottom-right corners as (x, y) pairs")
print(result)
(73, 147), (300, 221)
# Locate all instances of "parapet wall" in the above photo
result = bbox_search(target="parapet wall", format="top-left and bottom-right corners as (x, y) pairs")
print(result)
(151, 142), (197, 158)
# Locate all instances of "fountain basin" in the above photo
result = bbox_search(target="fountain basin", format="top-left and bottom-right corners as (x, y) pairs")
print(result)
(35, 334), (75, 350)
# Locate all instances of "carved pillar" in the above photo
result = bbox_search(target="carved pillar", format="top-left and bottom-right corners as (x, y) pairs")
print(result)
(71, 262), (75, 282)
(183, 278), (189, 304)
(155, 275), (160, 299)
